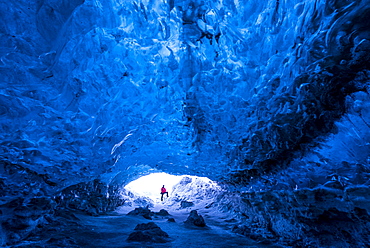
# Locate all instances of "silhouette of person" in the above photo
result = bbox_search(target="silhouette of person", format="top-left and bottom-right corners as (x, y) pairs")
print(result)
(161, 185), (168, 201)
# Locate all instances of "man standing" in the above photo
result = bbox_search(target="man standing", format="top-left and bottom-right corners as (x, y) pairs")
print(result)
(161, 185), (169, 201)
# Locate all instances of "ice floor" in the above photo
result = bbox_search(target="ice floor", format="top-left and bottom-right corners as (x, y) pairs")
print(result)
(11, 173), (284, 248)
(13, 203), (282, 248)
(68, 206), (280, 248)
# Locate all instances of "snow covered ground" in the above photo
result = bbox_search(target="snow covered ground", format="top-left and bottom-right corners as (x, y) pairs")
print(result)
(122, 173), (223, 211)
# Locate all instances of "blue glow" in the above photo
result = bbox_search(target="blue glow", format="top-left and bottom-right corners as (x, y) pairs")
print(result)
(1, 0), (370, 246)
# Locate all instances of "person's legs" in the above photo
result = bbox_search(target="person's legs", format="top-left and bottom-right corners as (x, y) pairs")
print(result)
(165, 192), (168, 198)
(161, 193), (164, 201)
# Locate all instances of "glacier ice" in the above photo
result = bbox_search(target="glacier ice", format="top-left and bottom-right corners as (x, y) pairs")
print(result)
(1, 0), (370, 246)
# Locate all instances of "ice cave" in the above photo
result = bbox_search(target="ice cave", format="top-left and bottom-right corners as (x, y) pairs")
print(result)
(1, 0), (370, 247)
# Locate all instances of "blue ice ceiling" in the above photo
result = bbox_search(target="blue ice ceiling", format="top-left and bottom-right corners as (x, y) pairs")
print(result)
(1, 0), (370, 185)
(2, 0), (370, 247)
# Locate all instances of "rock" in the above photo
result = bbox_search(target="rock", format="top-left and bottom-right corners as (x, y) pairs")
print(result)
(134, 222), (159, 231)
(127, 207), (150, 215)
(155, 209), (170, 216)
(184, 210), (206, 227)
(127, 231), (153, 242)
(127, 207), (154, 219)
(167, 218), (176, 222)
(127, 222), (170, 243)
(180, 201), (194, 208)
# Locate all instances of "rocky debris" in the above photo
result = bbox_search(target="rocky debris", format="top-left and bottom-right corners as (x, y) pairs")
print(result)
(127, 207), (152, 220)
(180, 200), (194, 208)
(184, 210), (206, 227)
(128, 207), (171, 220)
(155, 209), (170, 216)
(55, 179), (125, 216)
(127, 222), (170, 243)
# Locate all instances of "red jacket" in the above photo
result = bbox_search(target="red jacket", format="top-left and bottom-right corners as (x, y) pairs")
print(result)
(161, 187), (167, 193)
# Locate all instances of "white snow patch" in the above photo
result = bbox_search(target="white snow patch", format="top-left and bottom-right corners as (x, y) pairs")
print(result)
(124, 172), (180, 202)
(123, 172), (223, 208)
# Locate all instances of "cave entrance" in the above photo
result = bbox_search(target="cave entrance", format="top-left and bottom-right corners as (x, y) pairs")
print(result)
(121, 172), (222, 211)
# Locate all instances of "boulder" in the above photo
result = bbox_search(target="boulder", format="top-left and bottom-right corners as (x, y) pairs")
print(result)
(184, 210), (206, 227)
(127, 222), (170, 243)
(127, 207), (153, 220)
(155, 209), (170, 216)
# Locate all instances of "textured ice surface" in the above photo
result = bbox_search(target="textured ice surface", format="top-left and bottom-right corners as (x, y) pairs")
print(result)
(1, 0), (369, 182)
(1, 0), (370, 246)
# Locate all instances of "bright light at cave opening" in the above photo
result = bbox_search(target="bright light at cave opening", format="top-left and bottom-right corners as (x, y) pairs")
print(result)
(124, 173), (188, 202)
(124, 172), (217, 203)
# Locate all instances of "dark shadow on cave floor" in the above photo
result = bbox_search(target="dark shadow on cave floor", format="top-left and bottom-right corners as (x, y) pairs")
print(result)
(16, 207), (283, 248)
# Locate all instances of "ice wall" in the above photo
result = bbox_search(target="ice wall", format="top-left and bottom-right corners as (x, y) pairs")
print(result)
(1, 0), (369, 184)
(1, 0), (370, 246)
